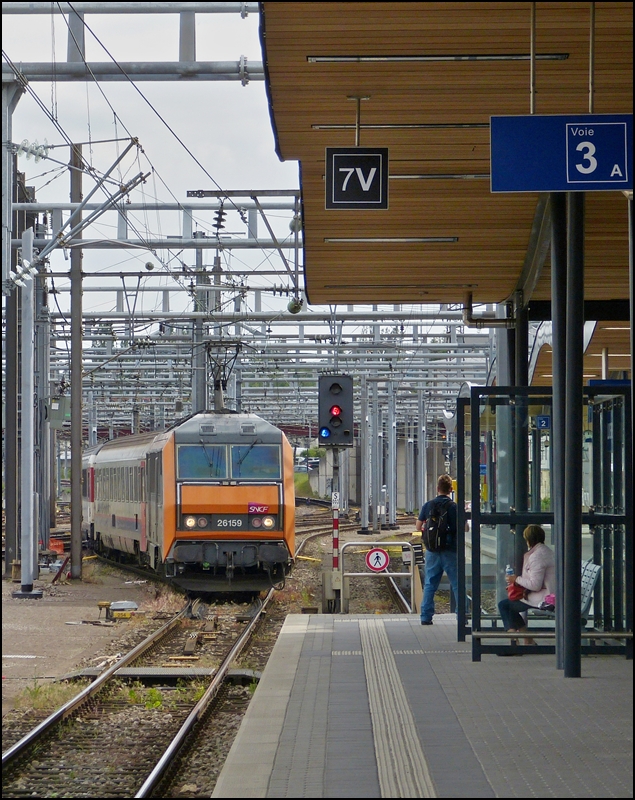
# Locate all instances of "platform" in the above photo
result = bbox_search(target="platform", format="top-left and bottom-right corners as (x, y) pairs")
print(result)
(213, 614), (633, 798)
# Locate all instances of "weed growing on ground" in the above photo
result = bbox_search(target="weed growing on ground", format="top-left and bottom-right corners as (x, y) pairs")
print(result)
(14, 678), (91, 711)
(144, 687), (164, 709)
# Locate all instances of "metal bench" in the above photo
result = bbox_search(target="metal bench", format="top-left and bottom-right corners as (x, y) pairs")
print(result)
(471, 561), (632, 659)
(526, 560), (601, 626)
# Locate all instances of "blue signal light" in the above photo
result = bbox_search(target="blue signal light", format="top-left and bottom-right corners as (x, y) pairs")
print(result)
(319, 427), (331, 438)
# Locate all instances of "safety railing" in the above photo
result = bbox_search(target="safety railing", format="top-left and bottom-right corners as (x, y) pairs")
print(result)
(340, 541), (418, 613)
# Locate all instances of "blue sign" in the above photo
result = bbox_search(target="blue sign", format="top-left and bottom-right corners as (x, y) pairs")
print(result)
(490, 114), (632, 192)
(536, 415), (551, 430)
(479, 463), (488, 475)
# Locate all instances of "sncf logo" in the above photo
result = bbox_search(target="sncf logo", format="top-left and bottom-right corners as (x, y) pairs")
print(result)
(248, 504), (269, 514)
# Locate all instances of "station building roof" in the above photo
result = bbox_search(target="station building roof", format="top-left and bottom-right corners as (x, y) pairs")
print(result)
(260, 1), (633, 383)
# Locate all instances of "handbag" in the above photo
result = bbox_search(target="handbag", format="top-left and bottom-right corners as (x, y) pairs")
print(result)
(507, 582), (525, 601)
(539, 593), (556, 611)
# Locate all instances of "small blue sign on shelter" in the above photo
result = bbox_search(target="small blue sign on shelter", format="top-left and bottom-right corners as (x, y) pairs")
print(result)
(536, 415), (551, 430)
(490, 114), (632, 193)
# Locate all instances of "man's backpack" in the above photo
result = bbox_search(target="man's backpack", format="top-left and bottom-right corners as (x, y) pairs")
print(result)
(422, 498), (455, 552)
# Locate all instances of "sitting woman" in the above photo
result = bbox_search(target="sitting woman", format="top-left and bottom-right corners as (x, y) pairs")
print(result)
(498, 524), (555, 645)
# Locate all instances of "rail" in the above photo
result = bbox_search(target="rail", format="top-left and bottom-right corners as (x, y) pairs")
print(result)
(2, 604), (189, 767)
(135, 594), (272, 797)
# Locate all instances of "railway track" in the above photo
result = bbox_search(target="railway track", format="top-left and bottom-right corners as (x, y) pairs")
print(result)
(1, 595), (272, 799)
(3, 512), (418, 797)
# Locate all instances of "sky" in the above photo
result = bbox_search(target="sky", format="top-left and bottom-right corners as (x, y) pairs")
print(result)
(3, 5), (301, 316)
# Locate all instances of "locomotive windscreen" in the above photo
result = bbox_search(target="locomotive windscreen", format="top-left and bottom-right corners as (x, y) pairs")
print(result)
(177, 444), (227, 479)
(231, 444), (281, 479)
(176, 443), (281, 481)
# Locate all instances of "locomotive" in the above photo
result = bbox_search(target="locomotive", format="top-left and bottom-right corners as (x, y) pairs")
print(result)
(82, 411), (295, 594)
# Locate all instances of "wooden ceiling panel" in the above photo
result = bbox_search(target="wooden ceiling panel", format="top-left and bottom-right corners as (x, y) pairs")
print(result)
(261, 2), (633, 308)
(532, 322), (631, 386)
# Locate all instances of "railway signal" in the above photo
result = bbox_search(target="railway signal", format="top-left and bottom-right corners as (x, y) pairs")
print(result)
(318, 375), (354, 447)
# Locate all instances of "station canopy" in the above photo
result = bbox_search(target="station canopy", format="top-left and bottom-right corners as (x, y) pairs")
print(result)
(260, 1), (632, 380)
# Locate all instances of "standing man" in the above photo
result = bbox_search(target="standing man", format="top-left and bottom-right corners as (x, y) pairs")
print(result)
(416, 474), (458, 625)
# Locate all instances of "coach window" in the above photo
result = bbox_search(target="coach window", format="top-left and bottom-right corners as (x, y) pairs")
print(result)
(231, 444), (281, 480)
(177, 444), (227, 479)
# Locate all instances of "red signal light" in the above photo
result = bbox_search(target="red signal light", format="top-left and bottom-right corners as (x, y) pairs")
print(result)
(329, 404), (343, 416)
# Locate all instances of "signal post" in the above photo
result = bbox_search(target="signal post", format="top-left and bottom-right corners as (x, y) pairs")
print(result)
(318, 375), (354, 613)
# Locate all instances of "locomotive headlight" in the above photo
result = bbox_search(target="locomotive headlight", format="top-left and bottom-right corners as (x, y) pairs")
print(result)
(184, 515), (197, 528)
(251, 518), (262, 528)
(262, 516), (275, 529)
(197, 517), (208, 528)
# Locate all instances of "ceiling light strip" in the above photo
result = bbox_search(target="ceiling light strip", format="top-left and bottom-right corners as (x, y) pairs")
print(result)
(324, 283), (478, 289)
(311, 123), (489, 129)
(323, 237), (458, 243)
(308, 54), (569, 63)
(391, 174), (490, 180)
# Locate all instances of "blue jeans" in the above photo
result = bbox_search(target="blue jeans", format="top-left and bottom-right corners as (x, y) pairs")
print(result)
(420, 549), (459, 623)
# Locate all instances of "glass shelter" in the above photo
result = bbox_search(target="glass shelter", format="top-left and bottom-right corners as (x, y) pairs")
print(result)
(456, 385), (632, 659)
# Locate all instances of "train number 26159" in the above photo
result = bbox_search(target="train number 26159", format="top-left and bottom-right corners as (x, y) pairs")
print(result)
(215, 518), (243, 527)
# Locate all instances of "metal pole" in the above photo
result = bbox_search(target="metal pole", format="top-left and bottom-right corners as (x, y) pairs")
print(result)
(371, 382), (379, 532)
(589, 2), (595, 114)
(629, 196), (634, 532)
(378, 408), (386, 529)
(342, 448), (349, 515)
(550, 191), (567, 669)
(514, 297), (529, 571)
(612, 398), (624, 630)
(16, 230), (37, 594)
(332, 448), (340, 610)
(529, 2), (536, 114)
(35, 273), (51, 552)
(70, 144), (83, 580)
(387, 381), (397, 527)
(88, 390), (97, 446)
(3, 89), (23, 577)
(405, 415), (415, 512)
(417, 391), (426, 509)
(531, 426), (541, 511)
(4, 185), (18, 578)
(192, 235), (207, 412)
(50, 428), (57, 529)
(359, 375), (370, 532)
(564, 191), (584, 678)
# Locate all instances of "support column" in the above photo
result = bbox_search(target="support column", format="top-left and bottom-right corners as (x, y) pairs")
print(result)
(495, 311), (515, 581)
(564, 191), (585, 678)
(514, 296), (529, 571)
(70, 144), (83, 580)
(550, 191), (567, 669)
(35, 275), (51, 551)
(627, 195), (634, 659)
(3, 85), (25, 577)
(14, 227), (39, 597)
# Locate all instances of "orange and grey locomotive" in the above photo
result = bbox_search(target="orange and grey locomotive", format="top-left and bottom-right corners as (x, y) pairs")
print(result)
(82, 412), (295, 593)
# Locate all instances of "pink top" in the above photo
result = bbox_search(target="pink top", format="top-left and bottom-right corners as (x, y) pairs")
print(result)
(516, 542), (556, 607)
